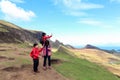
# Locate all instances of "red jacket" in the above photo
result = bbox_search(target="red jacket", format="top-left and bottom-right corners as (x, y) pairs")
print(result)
(42, 35), (52, 42)
(30, 48), (43, 59)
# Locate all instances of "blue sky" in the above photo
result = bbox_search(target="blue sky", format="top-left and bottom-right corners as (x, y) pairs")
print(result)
(0, 0), (120, 47)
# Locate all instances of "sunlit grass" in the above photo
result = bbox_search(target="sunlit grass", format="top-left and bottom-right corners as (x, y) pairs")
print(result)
(52, 51), (120, 80)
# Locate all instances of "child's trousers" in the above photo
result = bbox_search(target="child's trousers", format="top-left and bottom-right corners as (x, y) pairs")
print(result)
(33, 59), (39, 72)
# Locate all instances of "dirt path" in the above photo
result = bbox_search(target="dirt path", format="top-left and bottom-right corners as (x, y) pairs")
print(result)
(0, 59), (68, 80)
(0, 44), (69, 80)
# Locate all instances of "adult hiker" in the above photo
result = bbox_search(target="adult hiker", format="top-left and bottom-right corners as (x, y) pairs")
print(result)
(42, 40), (52, 70)
(30, 43), (43, 73)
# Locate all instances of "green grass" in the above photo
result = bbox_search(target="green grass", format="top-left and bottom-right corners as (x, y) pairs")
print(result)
(0, 25), (9, 32)
(1, 58), (31, 67)
(0, 56), (31, 68)
(52, 52), (120, 80)
(0, 43), (31, 67)
(0, 20), (21, 30)
(17, 42), (31, 48)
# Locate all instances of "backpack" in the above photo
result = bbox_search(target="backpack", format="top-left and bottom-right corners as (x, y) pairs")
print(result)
(40, 38), (44, 45)
(39, 33), (46, 45)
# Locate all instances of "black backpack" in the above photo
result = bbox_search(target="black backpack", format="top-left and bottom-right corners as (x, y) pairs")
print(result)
(40, 38), (44, 45)
(39, 32), (46, 45)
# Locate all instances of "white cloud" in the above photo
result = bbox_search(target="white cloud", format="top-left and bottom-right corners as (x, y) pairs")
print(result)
(78, 19), (102, 26)
(78, 18), (112, 28)
(53, 0), (104, 16)
(56, 34), (120, 46)
(54, 0), (104, 10)
(0, 0), (35, 21)
(9, 0), (24, 3)
(64, 10), (87, 16)
(110, 0), (120, 3)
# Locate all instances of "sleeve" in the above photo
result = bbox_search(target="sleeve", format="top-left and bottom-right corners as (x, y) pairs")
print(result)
(30, 50), (33, 58)
(48, 48), (51, 51)
(47, 35), (52, 39)
(39, 48), (43, 52)
(43, 35), (52, 41)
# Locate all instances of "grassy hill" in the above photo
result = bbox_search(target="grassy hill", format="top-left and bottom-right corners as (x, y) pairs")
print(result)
(69, 48), (120, 77)
(52, 50), (120, 80)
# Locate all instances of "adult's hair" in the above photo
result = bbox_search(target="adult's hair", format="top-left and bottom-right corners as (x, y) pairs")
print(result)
(42, 33), (46, 37)
(33, 43), (38, 47)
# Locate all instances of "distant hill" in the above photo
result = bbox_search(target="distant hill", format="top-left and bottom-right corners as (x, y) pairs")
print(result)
(51, 40), (74, 49)
(57, 45), (75, 56)
(71, 48), (120, 77)
(85, 44), (100, 49)
(50, 40), (64, 48)
(65, 44), (75, 49)
(84, 44), (118, 54)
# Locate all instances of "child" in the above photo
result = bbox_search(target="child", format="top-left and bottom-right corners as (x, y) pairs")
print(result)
(40, 33), (52, 46)
(30, 43), (43, 73)
(42, 40), (52, 70)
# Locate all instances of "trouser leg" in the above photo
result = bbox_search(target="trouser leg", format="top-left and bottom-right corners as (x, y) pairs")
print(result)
(48, 56), (51, 66)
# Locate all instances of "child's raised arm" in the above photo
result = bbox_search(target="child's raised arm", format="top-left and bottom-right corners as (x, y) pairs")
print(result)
(39, 47), (43, 52)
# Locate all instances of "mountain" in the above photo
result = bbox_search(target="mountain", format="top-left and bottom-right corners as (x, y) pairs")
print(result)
(84, 44), (100, 49)
(0, 20), (43, 43)
(0, 20), (74, 49)
(50, 40), (64, 48)
(64, 44), (75, 49)
(51, 40), (75, 49)
(84, 44), (118, 54)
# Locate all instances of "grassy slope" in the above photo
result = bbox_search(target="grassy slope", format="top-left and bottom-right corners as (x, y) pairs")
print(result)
(0, 43), (31, 68)
(70, 49), (120, 76)
(52, 51), (120, 80)
(0, 20), (21, 30)
(0, 44), (68, 80)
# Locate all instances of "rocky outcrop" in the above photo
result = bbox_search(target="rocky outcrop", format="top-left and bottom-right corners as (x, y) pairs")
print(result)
(51, 40), (64, 48)
(0, 20), (43, 43)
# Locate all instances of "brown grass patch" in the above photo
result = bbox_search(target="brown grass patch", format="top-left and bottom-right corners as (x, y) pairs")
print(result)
(0, 56), (15, 61)
(51, 59), (63, 64)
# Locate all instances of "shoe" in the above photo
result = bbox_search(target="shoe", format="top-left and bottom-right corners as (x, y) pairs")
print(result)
(43, 67), (47, 70)
(36, 71), (40, 73)
(34, 70), (40, 73)
(48, 66), (51, 69)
